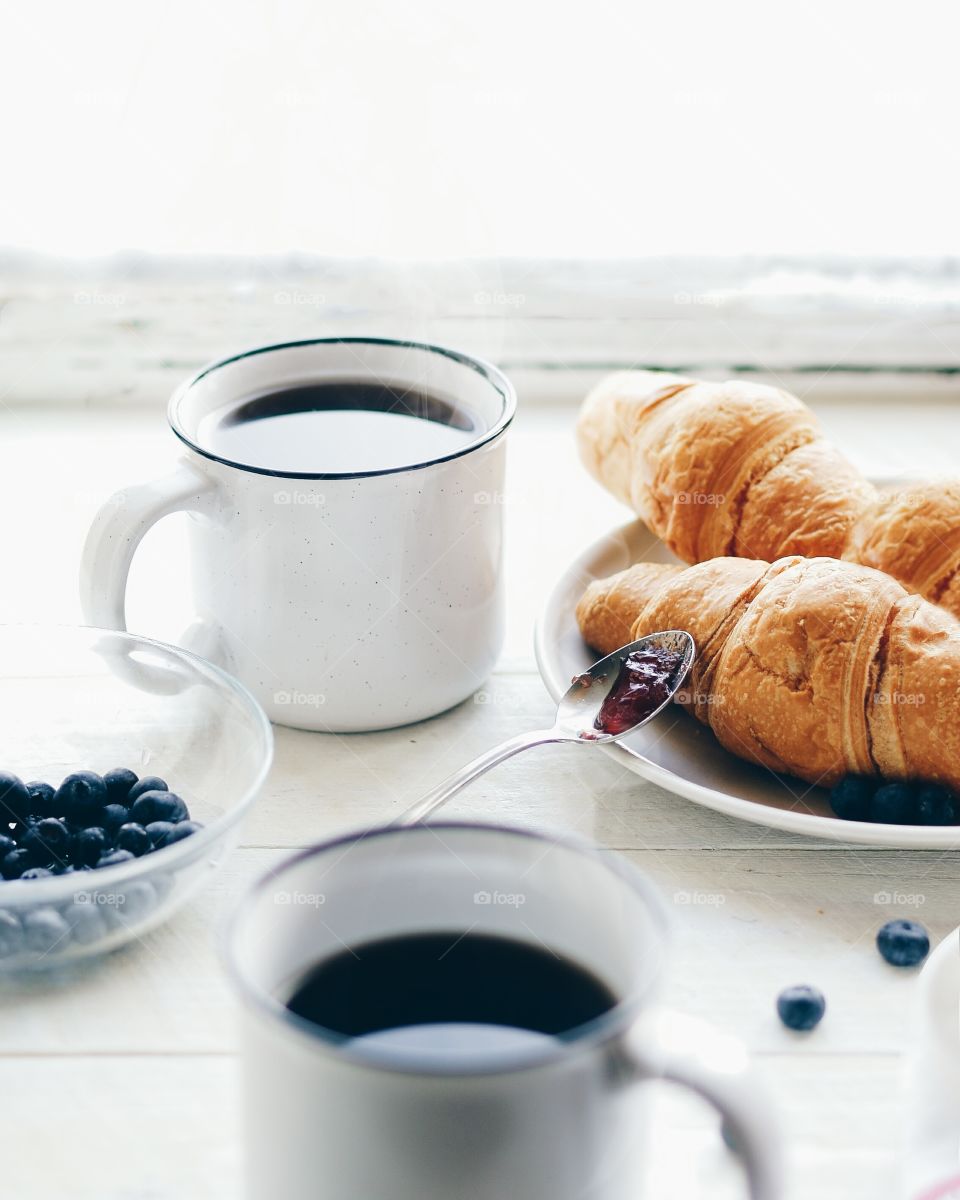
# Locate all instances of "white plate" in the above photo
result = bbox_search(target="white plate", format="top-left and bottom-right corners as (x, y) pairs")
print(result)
(535, 518), (960, 848)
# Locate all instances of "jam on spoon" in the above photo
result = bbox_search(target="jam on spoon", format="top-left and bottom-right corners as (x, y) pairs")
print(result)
(394, 631), (694, 826)
(594, 645), (685, 735)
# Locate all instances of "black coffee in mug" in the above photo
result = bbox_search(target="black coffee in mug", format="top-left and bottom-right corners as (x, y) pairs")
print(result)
(197, 380), (483, 474)
(284, 931), (617, 1056)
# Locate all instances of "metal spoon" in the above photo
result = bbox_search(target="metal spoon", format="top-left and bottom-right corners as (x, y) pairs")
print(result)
(394, 630), (695, 826)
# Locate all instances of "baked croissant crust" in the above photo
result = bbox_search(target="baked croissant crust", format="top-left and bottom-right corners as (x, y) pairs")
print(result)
(576, 370), (960, 617)
(576, 555), (960, 790)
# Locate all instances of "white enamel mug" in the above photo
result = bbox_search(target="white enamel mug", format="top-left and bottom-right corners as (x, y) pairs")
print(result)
(227, 822), (782, 1200)
(80, 338), (515, 732)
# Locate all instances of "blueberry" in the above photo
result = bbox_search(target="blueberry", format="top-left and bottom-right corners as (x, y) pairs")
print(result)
(0, 772), (31, 824)
(130, 791), (188, 826)
(0, 835), (17, 861)
(829, 776), (875, 821)
(25, 781), (57, 818)
(23, 908), (69, 954)
(54, 772), (107, 826)
(126, 776), (168, 803)
(869, 782), (918, 825)
(776, 985), (826, 1031)
(51, 864), (76, 876)
(2, 848), (33, 879)
(0, 911), (23, 957)
(19, 867), (53, 880)
(877, 919), (930, 967)
(144, 821), (176, 848)
(101, 804), (130, 835)
(70, 827), (108, 868)
(165, 820), (203, 844)
(96, 849), (135, 869)
(116, 823), (150, 857)
(917, 785), (958, 826)
(23, 818), (70, 860)
(103, 768), (139, 805)
(14, 813), (39, 833)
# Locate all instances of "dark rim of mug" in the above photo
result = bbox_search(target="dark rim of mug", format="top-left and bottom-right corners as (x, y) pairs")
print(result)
(223, 820), (670, 1078)
(167, 337), (517, 480)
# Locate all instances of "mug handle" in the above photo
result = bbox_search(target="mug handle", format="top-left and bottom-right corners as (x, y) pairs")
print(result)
(79, 459), (218, 650)
(617, 1008), (783, 1200)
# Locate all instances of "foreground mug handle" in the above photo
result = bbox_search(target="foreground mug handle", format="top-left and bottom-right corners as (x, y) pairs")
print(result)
(79, 461), (222, 667)
(616, 1008), (783, 1200)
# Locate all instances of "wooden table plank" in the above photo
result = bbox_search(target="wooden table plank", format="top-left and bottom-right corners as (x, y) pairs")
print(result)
(247, 692), (934, 853)
(0, 1052), (900, 1200)
(0, 846), (948, 1060)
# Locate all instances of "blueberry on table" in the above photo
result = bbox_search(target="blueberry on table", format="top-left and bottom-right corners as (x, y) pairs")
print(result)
(0, 772), (31, 824)
(868, 783), (918, 825)
(877, 920), (930, 967)
(96, 849), (135, 869)
(70, 826), (108, 868)
(166, 820), (203, 844)
(829, 776), (875, 821)
(116, 823), (150, 857)
(19, 867), (53, 880)
(0, 911), (23, 957)
(23, 909), (69, 954)
(144, 821), (176, 848)
(130, 791), (189, 826)
(126, 776), (168, 803)
(101, 803), (130, 835)
(103, 768), (139, 805)
(2, 848), (33, 879)
(54, 772), (107, 826)
(25, 780), (57, 818)
(916, 785), (958, 826)
(776, 985), (826, 1031)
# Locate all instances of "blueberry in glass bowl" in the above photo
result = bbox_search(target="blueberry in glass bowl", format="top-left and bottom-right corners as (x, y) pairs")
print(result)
(0, 626), (272, 970)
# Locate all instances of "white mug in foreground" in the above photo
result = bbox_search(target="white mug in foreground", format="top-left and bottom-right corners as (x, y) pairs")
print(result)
(226, 823), (783, 1200)
(79, 338), (515, 731)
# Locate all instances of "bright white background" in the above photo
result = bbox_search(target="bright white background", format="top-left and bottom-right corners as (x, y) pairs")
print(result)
(2, 0), (959, 259)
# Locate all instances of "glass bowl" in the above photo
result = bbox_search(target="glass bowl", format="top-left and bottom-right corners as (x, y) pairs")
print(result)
(0, 625), (273, 970)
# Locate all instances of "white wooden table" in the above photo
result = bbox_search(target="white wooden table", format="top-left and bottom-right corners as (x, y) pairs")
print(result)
(1, 258), (959, 1199)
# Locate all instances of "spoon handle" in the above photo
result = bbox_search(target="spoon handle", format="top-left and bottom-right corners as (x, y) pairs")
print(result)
(391, 728), (569, 827)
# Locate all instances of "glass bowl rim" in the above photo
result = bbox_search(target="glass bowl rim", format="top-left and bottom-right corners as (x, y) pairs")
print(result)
(0, 622), (274, 905)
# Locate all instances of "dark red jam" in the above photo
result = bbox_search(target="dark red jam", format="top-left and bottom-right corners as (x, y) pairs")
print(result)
(594, 646), (683, 735)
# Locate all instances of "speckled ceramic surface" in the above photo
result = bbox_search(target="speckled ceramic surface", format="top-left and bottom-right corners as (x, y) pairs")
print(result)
(81, 338), (516, 731)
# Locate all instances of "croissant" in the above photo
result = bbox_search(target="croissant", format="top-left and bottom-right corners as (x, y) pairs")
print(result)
(576, 555), (960, 791)
(576, 370), (960, 619)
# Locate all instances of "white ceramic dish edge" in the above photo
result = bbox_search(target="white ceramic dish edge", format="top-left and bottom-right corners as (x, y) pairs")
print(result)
(535, 519), (960, 850)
